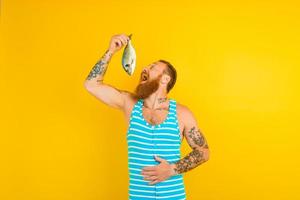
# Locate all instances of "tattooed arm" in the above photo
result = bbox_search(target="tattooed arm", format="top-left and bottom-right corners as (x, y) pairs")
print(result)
(84, 34), (133, 110)
(171, 106), (210, 174)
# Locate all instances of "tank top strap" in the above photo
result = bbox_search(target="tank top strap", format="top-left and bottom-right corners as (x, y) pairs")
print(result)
(128, 99), (142, 119)
(168, 98), (177, 116)
(136, 98), (143, 110)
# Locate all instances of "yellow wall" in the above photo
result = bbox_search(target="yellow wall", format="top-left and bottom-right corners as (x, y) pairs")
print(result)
(1, 0), (300, 199)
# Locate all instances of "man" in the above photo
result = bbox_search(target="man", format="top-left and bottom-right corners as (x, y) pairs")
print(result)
(84, 34), (210, 199)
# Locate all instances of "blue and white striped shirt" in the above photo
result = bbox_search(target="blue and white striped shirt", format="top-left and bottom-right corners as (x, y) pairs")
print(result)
(126, 98), (186, 200)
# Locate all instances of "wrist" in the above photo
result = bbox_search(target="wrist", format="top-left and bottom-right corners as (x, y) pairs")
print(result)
(170, 163), (178, 176)
(107, 48), (115, 55)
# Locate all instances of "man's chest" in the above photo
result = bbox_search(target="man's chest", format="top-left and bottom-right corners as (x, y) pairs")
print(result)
(142, 109), (184, 142)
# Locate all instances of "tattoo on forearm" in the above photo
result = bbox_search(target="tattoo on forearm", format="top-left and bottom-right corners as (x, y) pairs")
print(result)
(174, 148), (206, 174)
(174, 126), (209, 174)
(86, 49), (112, 80)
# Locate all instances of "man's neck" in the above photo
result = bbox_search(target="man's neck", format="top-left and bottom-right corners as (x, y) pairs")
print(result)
(143, 91), (169, 110)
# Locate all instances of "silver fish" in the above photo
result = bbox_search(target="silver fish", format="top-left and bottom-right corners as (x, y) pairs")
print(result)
(122, 34), (136, 75)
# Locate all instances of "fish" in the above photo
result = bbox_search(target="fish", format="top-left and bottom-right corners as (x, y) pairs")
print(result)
(122, 34), (136, 75)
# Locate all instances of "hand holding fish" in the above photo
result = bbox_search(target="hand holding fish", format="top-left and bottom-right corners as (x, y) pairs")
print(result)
(108, 34), (130, 55)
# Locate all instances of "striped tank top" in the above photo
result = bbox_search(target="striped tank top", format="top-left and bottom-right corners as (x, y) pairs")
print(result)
(126, 98), (187, 200)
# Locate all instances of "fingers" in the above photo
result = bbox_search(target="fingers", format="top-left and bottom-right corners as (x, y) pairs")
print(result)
(120, 34), (129, 44)
(142, 166), (156, 171)
(141, 166), (163, 185)
(149, 179), (160, 185)
(144, 175), (161, 185)
(141, 170), (156, 176)
(114, 38), (122, 47)
(113, 34), (129, 47)
(120, 37), (127, 46)
(143, 175), (157, 181)
(120, 34), (130, 42)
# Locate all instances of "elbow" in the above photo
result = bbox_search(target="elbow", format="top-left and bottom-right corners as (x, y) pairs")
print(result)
(83, 82), (92, 92)
(84, 81), (91, 90)
(84, 79), (104, 90)
(83, 80), (98, 91)
(83, 81), (88, 88)
(195, 147), (210, 162)
(205, 150), (210, 161)
(203, 148), (210, 161)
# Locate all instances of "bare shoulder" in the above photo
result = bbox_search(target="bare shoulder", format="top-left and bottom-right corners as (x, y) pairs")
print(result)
(176, 102), (198, 127)
(176, 102), (195, 119)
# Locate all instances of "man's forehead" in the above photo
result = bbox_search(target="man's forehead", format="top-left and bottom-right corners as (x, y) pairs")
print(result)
(151, 61), (165, 68)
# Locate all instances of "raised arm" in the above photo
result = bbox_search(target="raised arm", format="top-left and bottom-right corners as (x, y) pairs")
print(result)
(84, 34), (132, 110)
(172, 105), (210, 174)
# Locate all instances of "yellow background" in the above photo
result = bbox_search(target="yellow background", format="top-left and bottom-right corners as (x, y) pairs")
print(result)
(1, 0), (300, 199)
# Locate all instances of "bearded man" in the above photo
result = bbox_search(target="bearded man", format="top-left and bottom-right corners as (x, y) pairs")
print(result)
(84, 34), (210, 200)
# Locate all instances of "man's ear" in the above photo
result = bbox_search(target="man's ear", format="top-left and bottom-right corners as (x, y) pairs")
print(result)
(161, 74), (171, 85)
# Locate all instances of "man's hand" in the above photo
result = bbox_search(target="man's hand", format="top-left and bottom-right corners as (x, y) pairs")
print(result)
(108, 34), (130, 54)
(141, 155), (176, 185)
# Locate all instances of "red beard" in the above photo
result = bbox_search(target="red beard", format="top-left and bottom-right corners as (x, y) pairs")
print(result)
(134, 75), (162, 99)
